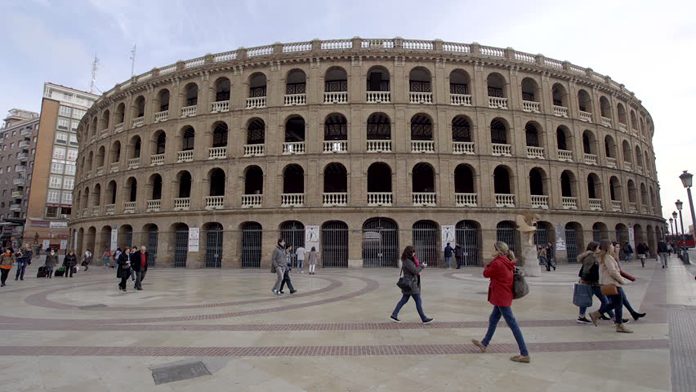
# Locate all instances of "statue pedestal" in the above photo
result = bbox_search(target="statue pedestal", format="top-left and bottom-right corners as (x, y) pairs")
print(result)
(521, 246), (542, 277)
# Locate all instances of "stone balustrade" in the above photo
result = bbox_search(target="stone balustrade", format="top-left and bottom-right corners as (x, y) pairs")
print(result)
(562, 196), (578, 210)
(367, 192), (393, 206)
(147, 199), (161, 212)
(367, 140), (392, 152)
(323, 141), (348, 153)
(411, 140), (435, 153)
(208, 146), (227, 160)
(210, 101), (230, 113)
(527, 146), (545, 159)
(243, 144), (264, 156)
(450, 94), (472, 106)
(530, 195), (549, 209)
(242, 194), (262, 208)
(283, 142), (305, 154)
(284, 93), (307, 106)
(150, 154), (164, 166)
(453, 142), (475, 155)
(488, 96), (508, 109)
(558, 150), (573, 162)
(611, 200), (622, 212)
(522, 101), (540, 113)
(180, 105), (197, 117)
(455, 193), (477, 207)
(205, 196), (224, 209)
(553, 105), (569, 117)
(584, 153), (598, 165)
(132, 117), (144, 128)
(492, 143), (512, 156)
(124, 201), (136, 213)
(409, 92), (433, 104)
(177, 150), (194, 162)
(154, 110), (169, 123)
(281, 193), (304, 207)
(127, 157), (140, 169)
(174, 197), (191, 210)
(412, 192), (437, 206)
(589, 198), (603, 211)
(323, 91), (348, 104)
(495, 194), (515, 208)
(323, 192), (348, 206)
(366, 91), (391, 103)
(246, 96), (266, 109)
(579, 111), (592, 122)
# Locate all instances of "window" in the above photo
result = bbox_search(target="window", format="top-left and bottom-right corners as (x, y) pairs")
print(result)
(68, 134), (78, 145)
(47, 190), (60, 203)
(45, 206), (58, 217)
(64, 164), (76, 175)
(50, 162), (64, 174)
(53, 147), (66, 160)
(59, 106), (72, 117)
(56, 132), (68, 144)
(57, 118), (69, 130)
(61, 191), (72, 204)
(60, 207), (71, 215)
(49, 175), (63, 189)
(70, 121), (79, 132)
(66, 149), (78, 162)
(72, 109), (85, 120)
(63, 177), (74, 190)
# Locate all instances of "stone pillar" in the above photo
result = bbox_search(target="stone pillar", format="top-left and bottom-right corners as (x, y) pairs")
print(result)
(348, 227), (362, 268)
(222, 226), (240, 268)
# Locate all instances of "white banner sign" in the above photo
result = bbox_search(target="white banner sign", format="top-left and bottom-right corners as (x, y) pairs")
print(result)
(188, 227), (200, 252)
(60, 240), (67, 250)
(441, 225), (455, 249)
(628, 226), (635, 248)
(42, 240), (50, 250)
(305, 225), (320, 252)
(555, 223), (566, 251)
(110, 227), (118, 251)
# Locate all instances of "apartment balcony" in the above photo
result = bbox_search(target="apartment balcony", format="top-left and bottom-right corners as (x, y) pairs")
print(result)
(11, 191), (23, 198)
(553, 105), (569, 117)
(150, 154), (164, 166)
(14, 165), (26, 173)
(607, 157), (617, 168)
(284, 93), (306, 106)
(366, 91), (390, 103)
(323, 141), (348, 153)
(495, 194), (515, 208)
(123, 201), (136, 214)
(154, 110), (169, 123)
(583, 153), (598, 165)
(12, 178), (25, 186)
(181, 105), (197, 118)
(105, 204), (115, 215)
(114, 123), (124, 133)
(589, 198), (603, 211)
(530, 195), (549, 209)
(243, 144), (264, 157)
(558, 150), (573, 162)
(601, 117), (612, 127)
(20, 129), (32, 137)
(562, 196), (578, 210)
(282, 142), (305, 155)
(246, 96), (267, 109)
(242, 194), (262, 208)
(208, 146), (227, 160)
(453, 142), (475, 155)
(281, 193), (304, 207)
(450, 94), (472, 106)
(17, 152), (28, 162)
(205, 196), (224, 210)
(324, 91), (348, 104)
(19, 140), (31, 149)
(9, 203), (22, 212)
(579, 111), (592, 123)
(210, 101), (230, 113)
(177, 150), (194, 163)
(455, 193), (477, 207)
(522, 100), (540, 113)
(323, 192), (348, 207)
(411, 140), (435, 153)
(146, 199), (161, 212)
(367, 192), (393, 206)
(127, 157), (140, 169)
(132, 116), (144, 128)
(173, 198), (190, 211)
(409, 92), (433, 104)
(492, 143), (512, 157)
(366, 140), (392, 153)
(526, 146), (545, 159)
(488, 97), (508, 109)
(412, 192), (436, 206)
(611, 200), (622, 212)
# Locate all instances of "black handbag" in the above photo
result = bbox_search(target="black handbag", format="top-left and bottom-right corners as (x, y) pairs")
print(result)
(396, 269), (413, 291)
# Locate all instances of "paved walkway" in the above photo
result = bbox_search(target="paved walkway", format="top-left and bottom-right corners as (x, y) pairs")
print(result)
(0, 255), (691, 391)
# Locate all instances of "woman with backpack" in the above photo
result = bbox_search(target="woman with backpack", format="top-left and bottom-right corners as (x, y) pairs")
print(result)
(472, 241), (530, 363)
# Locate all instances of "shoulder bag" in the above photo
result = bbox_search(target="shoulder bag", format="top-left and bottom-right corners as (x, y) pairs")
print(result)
(600, 283), (618, 296)
(573, 283), (593, 307)
(396, 268), (413, 291)
(512, 267), (529, 299)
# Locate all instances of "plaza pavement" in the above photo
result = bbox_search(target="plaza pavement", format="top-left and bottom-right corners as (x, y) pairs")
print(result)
(0, 255), (693, 392)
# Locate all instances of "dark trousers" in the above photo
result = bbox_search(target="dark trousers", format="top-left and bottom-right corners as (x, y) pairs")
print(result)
(134, 270), (143, 290)
(455, 257), (463, 268)
(279, 270), (294, 292)
(599, 288), (624, 324)
(0, 268), (9, 285)
(391, 293), (428, 321)
(140, 269), (146, 282)
(579, 285), (611, 316)
(620, 289), (639, 317)
(119, 269), (130, 290)
(64, 266), (73, 277)
(15, 261), (27, 280)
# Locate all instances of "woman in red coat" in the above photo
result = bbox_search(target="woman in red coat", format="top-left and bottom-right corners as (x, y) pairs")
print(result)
(472, 241), (530, 363)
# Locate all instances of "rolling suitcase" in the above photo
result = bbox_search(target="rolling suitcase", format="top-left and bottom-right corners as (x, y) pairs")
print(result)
(54, 266), (65, 277)
(36, 266), (47, 278)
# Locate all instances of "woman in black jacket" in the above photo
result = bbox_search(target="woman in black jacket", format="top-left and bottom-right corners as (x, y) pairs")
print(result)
(116, 248), (132, 292)
(62, 250), (78, 278)
(389, 246), (433, 324)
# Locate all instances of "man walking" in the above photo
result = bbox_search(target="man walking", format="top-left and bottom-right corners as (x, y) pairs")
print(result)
(444, 242), (454, 269)
(455, 244), (464, 269)
(657, 240), (669, 269)
(131, 245), (148, 291)
(15, 245), (32, 281)
(271, 239), (286, 295)
(296, 245), (306, 273)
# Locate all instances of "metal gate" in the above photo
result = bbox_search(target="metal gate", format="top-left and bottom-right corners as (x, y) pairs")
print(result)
(455, 221), (481, 266)
(565, 228), (579, 263)
(147, 230), (158, 267)
(592, 229), (602, 242)
(241, 223), (262, 268)
(174, 229), (188, 268)
(534, 228), (549, 246)
(122, 229), (133, 248)
(412, 221), (439, 267)
(280, 222), (305, 268)
(205, 228), (223, 268)
(496, 224), (520, 255)
(362, 219), (399, 267)
(321, 221), (348, 268)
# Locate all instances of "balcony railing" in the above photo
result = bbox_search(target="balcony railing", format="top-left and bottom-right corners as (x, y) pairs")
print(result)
(522, 100), (540, 113)
(367, 192), (393, 206)
(181, 105), (197, 117)
(323, 192), (348, 206)
(492, 143), (512, 156)
(412, 192), (436, 206)
(127, 157), (140, 169)
(11, 191), (23, 198)
(589, 198), (603, 211)
(455, 193), (477, 207)
(208, 146), (227, 159)
(601, 116), (612, 127)
(324, 91), (348, 104)
(530, 195), (549, 209)
(583, 153), (598, 165)
(146, 199), (161, 212)
(284, 93), (306, 106)
(177, 150), (194, 162)
(561, 196), (578, 210)
(205, 196), (224, 209)
(96, 166), (104, 176)
(105, 204), (115, 215)
(323, 141), (348, 153)
(411, 140), (435, 153)
(211, 101), (230, 113)
(629, 202), (638, 213)
(611, 200), (622, 212)
(526, 146), (545, 159)
(488, 97), (508, 109)
(132, 117), (144, 128)
(124, 201), (136, 213)
(367, 140), (392, 152)
(9, 203), (21, 212)
(14, 165), (26, 172)
(92, 206), (100, 216)
(151, 154), (164, 166)
(579, 111), (592, 122)
(17, 153), (29, 162)
(12, 178), (25, 186)
(246, 96), (267, 109)
(623, 161), (632, 171)
(20, 129), (32, 137)
(154, 110), (169, 123)
(558, 150), (573, 162)
(100, 128), (109, 138)
(114, 122), (124, 133)
(173, 198), (191, 210)
(495, 194), (515, 208)
(242, 194), (262, 208)
(244, 144), (264, 156)
(453, 142), (475, 155)
(607, 157), (617, 168)
(283, 142), (305, 154)
(450, 94), (472, 106)
(618, 123), (627, 132)
(553, 105), (569, 117)
(366, 91), (391, 103)
(409, 92), (433, 104)
(281, 193), (304, 207)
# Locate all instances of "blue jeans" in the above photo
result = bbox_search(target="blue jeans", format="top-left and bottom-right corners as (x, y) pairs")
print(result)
(15, 261), (28, 280)
(599, 288), (624, 324)
(445, 256), (453, 268)
(481, 306), (529, 356)
(579, 285), (611, 317)
(391, 293), (428, 321)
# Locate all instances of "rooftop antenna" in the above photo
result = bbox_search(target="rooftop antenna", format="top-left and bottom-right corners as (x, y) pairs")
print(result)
(89, 54), (99, 94)
(129, 44), (136, 77)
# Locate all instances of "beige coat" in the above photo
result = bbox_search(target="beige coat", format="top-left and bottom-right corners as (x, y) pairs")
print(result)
(599, 253), (628, 287)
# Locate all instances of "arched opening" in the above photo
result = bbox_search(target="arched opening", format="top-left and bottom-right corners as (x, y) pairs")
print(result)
(184, 83), (198, 106)
(283, 164), (304, 194)
(325, 66), (348, 92)
(577, 89), (592, 113)
(157, 89), (170, 111)
(521, 77), (539, 102)
(322, 221), (349, 267)
(212, 122), (228, 147)
(587, 173), (601, 200)
(87, 151), (94, 171)
(249, 72), (267, 97)
(152, 130), (166, 155)
(410, 113), (433, 141)
(630, 110), (638, 130)
(452, 115), (472, 142)
(529, 167), (547, 195)
(640, 183), (648, 207)
(600, 96), (611, 119)
(604, 135), (616, 158)
(493, 166), (512, 194)
(565, 222), (584, 262)
(496, 221), (520, 255)
(454, 164), (475, 193)
(129, 135), (141, 159)
(107, 181), (117, 204)
(101, 110), (110, 129)
(171, 223), (188, 268)
(118, 224), (133, 249)
(610, 176), (621, 201)
(149, 174), (162, 200)
(244, 165), (263, 195)
(525, 122), (542, 147)
(534, 221), (555, 247)
(556, 126), (571, 152)
(412, 163), (435, 193)
(455, 220), (481, 265)
(323, 163), (347, 193)
(409, 67), (431, 92)
(635, 146), (643, 167)
(412, 220), (439, 266)
(110, 141), (121, 163)
(367, 112), (391, 140)
(96, 146), (105, 167)
(622, 140), (632, 163)
(82, 188), (90, 210)
(486, 73), (506, 98)
(203, 222), (223, 268)
(490, 118), (508, 144)
(133, 96), (145, 118)
(561, 170), (576, 197)
(582, 130), (596, 154)
(367, 162), (392, 193)
(634, 224), (645, 246)
(115, 103), (125, 124)
(214, 77), (230, 102)
(280, 221), (305, 258)
(324, 113), (347, 141)
(285, 115), (305, 142)
(87, 227), (97, 255)
(615, 223), (629, 244)
(552, 83), (568, 107)
(617, 103), (627, 125)
(246, 118), (265, 145)
(177, 171), (192, 198)
(240, 222), (262, 268)
(181, 126), (195, 151)
(646, 226), (656, 255)
(366, 66), (389, 91)
(99, 226), (111, 254)
(125, 177), (137, 202)
(592, 222), (609, 242)
(362, 218), (399, 267)
(92, 184), (101, 206)
(143, 224), (158, 266)
(208, 168), (225, 196)
(627, 180), (637, 203)
(449, 69), (470, 95)
(286, 69), (306, 94)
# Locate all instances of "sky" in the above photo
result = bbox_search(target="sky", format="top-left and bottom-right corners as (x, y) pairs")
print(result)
(1, 0), (695, 230)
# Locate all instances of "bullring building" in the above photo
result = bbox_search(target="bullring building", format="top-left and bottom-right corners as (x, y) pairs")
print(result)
(70, 38), (663, 268)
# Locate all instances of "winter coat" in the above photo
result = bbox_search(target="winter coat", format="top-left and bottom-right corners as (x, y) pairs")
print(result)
(599, 253), (628, 288)
(577, 250), (599, 285)
(0, 254), (14, 270)
(271, 246), (286, 269)
(400, 257), (424, 295)
(44, 254), (58, 268)
(307, 250), (319, 265)
(483, 255), (515, 307)
(63, 254), (77, 267)
(116, 252), (131, 278)
(657, 241), (669, 253)
(130, 251), (148, 272)
(444, 245), (454, 258)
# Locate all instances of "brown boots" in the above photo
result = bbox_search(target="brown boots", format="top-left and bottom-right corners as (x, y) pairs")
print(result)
(615, 323), (633, 333)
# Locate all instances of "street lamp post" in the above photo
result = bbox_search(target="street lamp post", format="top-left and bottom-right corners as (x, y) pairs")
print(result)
(676, 200), (686, 261)
(679, 170), (696, 238)
(669, 218), (674, 235)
